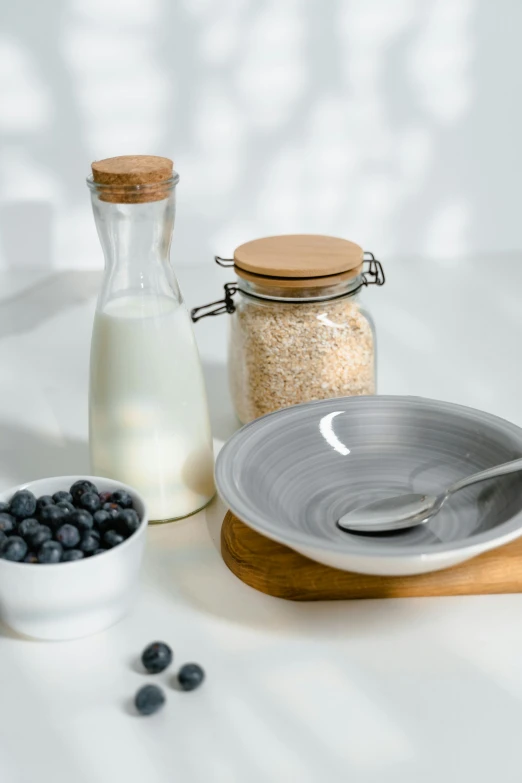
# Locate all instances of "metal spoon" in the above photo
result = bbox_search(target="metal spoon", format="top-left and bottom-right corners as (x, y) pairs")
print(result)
(338, 456), (522, 533)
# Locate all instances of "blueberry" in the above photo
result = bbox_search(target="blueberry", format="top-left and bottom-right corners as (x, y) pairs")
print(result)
(9, 490), (37, 520)
(99, 491), (112, 505)
(24, 552), (38, 564)
(17, 518), (40, 540)
(37, 540), (63, 564)
(0, 501), (9, 513)
(0, 530), (6, 546)
(93, 548), (107, 555)
(27, 525), (52, 549)
(142, 642), (173, 674)
(69, 509), (94, 532)
(78, 491), (101, 514)
(0, 513), (16, 534)
(56, 500), (75, 520)
(117, 509), (140, 537)
(135, 685), (166, 716)
(39, 505), (67, 530)
(36, 495), (54, 512)
(53, 491), (73, 504)
(70, 480), (98, 505)
(102, 502), (121, 521)
(79, 531), (100, 555)
(103, 529), (125, 548)
(0, 535), (28, 562)
(93, 509), (112, 534)
(61, 549), (84, 562)
(56, 523), (81, 549)
(111, 490), (133, 509)
(177, 663), (205, 691)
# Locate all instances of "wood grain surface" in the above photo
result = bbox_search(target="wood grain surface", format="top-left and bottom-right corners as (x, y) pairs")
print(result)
(221, 511), (522, 601)
(233, 234), (363, 279)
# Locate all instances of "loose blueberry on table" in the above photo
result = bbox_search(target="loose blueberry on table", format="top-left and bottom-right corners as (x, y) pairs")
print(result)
(135, 685), (166, 716)
(177, 663), (205, 691)
(0, 481), (141, 564)
(142, 642), (173, 674)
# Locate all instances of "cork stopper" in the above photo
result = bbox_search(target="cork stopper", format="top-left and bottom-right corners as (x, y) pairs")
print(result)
(91, 155), (174, 203)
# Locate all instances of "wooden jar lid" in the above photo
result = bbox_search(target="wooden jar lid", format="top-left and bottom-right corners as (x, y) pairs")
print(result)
(91, 155), (174, 203)
(233, 234), (363, 286)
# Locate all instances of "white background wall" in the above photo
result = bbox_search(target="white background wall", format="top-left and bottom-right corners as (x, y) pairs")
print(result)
(0, 0), (521, 270)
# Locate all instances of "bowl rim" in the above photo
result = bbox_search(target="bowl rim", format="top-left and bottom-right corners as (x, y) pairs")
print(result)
(0, 475), (148, 570)
(216, 395), (522, 562)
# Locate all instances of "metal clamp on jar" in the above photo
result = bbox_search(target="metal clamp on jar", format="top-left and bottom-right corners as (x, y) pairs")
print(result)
(192, 234), (385, 424)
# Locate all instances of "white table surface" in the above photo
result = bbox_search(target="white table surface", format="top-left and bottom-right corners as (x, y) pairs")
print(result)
(1, 258), (522, 783)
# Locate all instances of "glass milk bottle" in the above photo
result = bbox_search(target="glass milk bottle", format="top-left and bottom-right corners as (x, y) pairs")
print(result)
(87, 155), (215, 522)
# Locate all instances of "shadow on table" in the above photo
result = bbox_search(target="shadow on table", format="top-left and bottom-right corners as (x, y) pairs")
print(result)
(0, 422), (89, 486)
(148, 496), (437, 640)
(0, 619), (27, 640)
(0, 271), (101, 339)
(201, 360), (239, 444)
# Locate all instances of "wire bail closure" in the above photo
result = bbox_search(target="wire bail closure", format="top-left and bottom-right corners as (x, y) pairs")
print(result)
(362, 252), (385, 287)
(191, 252), (384, 322)
(191, 282), (238, 322)
(214, 255), (235, 268)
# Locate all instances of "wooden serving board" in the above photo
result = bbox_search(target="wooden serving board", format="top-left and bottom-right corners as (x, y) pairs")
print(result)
(221, 511), (522, 601)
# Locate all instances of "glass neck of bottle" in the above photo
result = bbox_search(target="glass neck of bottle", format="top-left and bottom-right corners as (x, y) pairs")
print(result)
(89, 178), (181, 310)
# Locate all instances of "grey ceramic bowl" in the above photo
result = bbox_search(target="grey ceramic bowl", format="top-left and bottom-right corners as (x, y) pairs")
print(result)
(216, 396), (522, 576)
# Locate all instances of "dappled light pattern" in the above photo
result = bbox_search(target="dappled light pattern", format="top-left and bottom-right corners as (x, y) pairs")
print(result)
(0, 0), (520, 270)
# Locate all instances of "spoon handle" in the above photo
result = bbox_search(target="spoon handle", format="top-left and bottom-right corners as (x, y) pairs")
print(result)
(448, 456), (522, 496)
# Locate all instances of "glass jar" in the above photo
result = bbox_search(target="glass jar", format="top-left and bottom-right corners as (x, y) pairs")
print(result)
(192, 235), (384, 424)
(87, 156), (215, 522)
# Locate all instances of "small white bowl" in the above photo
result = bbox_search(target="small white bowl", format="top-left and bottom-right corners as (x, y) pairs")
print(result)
(0, 476), (148, 640)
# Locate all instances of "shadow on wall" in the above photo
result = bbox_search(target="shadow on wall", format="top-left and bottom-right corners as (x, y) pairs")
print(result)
(0, 202), (53, 268)
(0, 421), (89, 485)
(0, 0), (521, 270)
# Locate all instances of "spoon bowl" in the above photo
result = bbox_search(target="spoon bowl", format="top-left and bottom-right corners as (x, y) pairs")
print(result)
(338, 493), (438, 532)
(338, 456), (522, 534)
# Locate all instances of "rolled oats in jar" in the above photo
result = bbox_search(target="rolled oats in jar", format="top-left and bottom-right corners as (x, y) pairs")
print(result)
(192, 235), (384, 424)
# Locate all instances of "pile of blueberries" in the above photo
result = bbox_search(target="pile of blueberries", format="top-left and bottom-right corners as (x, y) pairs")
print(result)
(0, 480), (141, 564)
(135, 641), (205, 715)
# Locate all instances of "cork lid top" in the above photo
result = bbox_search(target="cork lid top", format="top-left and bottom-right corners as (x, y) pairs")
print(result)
(233, 235), (363, 285)
(90, 155), (175, 203)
